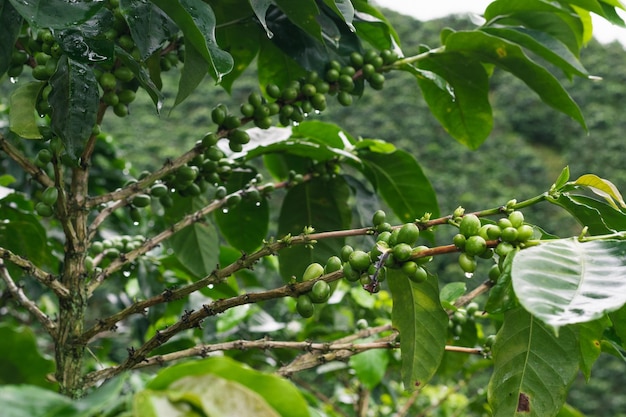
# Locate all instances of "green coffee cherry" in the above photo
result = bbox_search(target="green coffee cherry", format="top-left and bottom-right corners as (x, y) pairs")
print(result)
(340, 245), (354, 262)
(500, 227), (518, 243)
(132, 194), (151, 208)
(342, 262), (360, 282)
(349, 250), (371, 271)
(372, 210), (386, 226)
(296, 295), (315, 318)
(488, 264), (501, 282)
(453, 233), (466, 249)
(508, 211), (524, 228)
(211, 106), (226, 125)
(465, 235), (487, 256)
(458, 253), (477, 274)
(35, 202), (53, 217)
(41, 187), (59, 206)
(392, 243), (413, 262)
(303, 263), (324, 281)
(396, 223), (420, 245)
(517, 224), (534, 242)
(459, 214), (481, 237)
(324, 256), (343, 274)
(310, 280), (331, 303)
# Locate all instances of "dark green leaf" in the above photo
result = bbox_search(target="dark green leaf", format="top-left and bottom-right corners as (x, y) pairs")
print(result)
(445, 31), (586, 129)
(349, 348), (389, 390)
(8, 0), (104, 29)
(55, 28), (115, 65)
(609, 304), (626, 349)
(0, 325), (55, 387)
(512, 239), (626, 330)
(323, 0), (355, 31)
(9, 82), (43, 139)
(215, 17), (261, 92)
(277, 176), (351, 281)
(173, 41), (208, 108)
(146, 356), (310, 417)
(115, 46), (164, 111)
(351, 0), (401, 49)
(164, 195), (219, 279)
(273, 0), (322, 42)
(481, 26), (587, 77)
(414, 53), (492, 149)
(258, 35), (307, 88)
(358, 149), (439, 223)
(215, 171), (269, 253)
(49, 56), (99, 158)
(248, 0), (274, 37)
(388, 270), (448, 390)
(574, 317), (608, 381)
(120, 0), (178, 61)
(152, 0), (233, 82)
(292, 120), (356, 148)
(488, 308), (579, 417)
(0, 1), (22, 78)
(439, 282), (467, 306)
(548, 193), (626, 234)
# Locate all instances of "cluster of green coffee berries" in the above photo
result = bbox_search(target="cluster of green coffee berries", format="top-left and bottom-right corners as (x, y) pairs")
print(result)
(453, 209), (534, 277)
(448, 302), (479, 339)
(295, 256), (342, 318)
(84, 234), (146, 272)
(34, 186), (59, 217)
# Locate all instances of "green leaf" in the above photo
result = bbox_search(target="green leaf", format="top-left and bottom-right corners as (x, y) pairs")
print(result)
(152, 0), (233, 82)
(358, 149), (439, 223)
(512, 239), (626, 330)
(8, 0), (104, 29)
(574, 173), (626, 209)
(146, 357), (310, 417)
(0, 385), (72, 417)
(164, 195), (219, 279)
(120, 0), (178, 61)
(258, 35), (307, 89)
(553, 166), (570, 190)
(248, 0), (273, 37)
(215, 14), (261, 92)
(556, 403), (586, 417)
(55, 27), (115, 65)
(277, 176), (351, 281)
(273, 0), (322, 42)
(484, 0), (584, 53)
(609, 304), (626, 349)
(49, 56), (99, 158)
(488, 308), (579, 417)
(480, 26), (587, 77)
(548, 193), (626, 235)
(0, 325), (55, 387)
(388, 270), (448, 390)
(445, 30), (586, 129)
(173, 41), (208, 108)
(414, 53), (492, 149)
(292, 120), (356, 148)
(323, 0), (355, 31)
(115, 47), (163, 111)
(439, 282), (467, 306)
(574, 317), (608, 380)
(9, 82), (43, 139)
(215, 171), (269, 253)
(351, 1), (400, 50)
(349, 348), (389, 390)
(0, 1), (22, 78)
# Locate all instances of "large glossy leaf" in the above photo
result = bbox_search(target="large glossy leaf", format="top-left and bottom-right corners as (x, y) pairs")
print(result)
(0, 1), (22, 78)
(445, 31), (586, 129)
(173, 41), (208, 108)
(48, 56), (99, 158)
(0, 385), (72, 417)
(55, 28), (115, 65)
(8, 0), (103, 29)
(152, 0), (233, 82)
(215, 171), (269, 253)
(0, 325), (55, 387)
(480, 26), (587, 77)
(273, 0), (322, 42)
(351, 0), (400, 49)
(414, 53), (492, 149)
(512, 239), (626, 330)
(277, 176), (351, 281)
(163, 195), (219, 279)
(388, 270), (448, 390)
(488, 308), (579, 417)
(146, 357), (310, 417)
(248, 0), (273, 37)
(120, 0), (178, 61)
(358, 149), (439, 223)
(548, 193), (626, 234)
(323, 0), (355, 30)
(9, 82), (43, 139)
(484, 0), (584, 53)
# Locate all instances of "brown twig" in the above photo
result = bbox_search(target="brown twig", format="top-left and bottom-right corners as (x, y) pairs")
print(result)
(0, 247), (69, 298)
(0, 134), (55, 188)
(0, 260), (57, 335)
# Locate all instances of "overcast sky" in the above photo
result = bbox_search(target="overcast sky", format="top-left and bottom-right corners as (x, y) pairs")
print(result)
(373, 0), (626, 45)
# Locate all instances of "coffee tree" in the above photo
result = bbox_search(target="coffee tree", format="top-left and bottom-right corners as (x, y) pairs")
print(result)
(1, 0), (626, 415)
